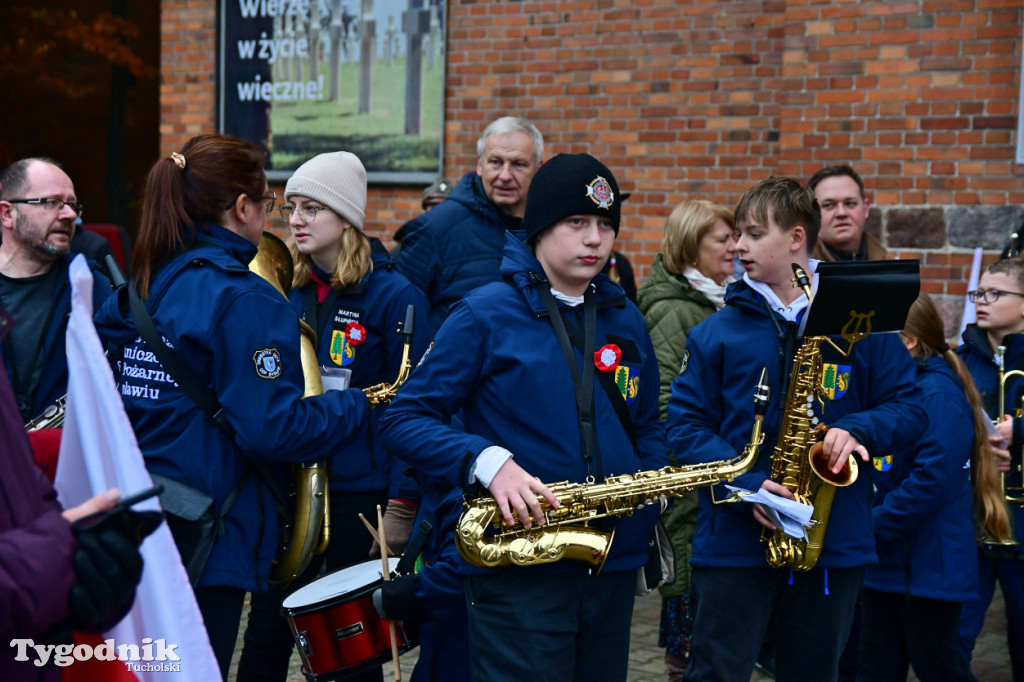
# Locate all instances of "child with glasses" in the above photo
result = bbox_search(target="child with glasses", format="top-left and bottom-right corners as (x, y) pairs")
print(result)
(956, 256), (1024, 680)
(236, 151), (430, 682)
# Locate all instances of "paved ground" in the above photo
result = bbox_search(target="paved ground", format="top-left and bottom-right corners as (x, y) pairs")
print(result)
(229, 586), (1014, 681)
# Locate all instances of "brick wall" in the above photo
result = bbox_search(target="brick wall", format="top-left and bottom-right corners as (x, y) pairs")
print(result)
(161, 0), (1024, 338)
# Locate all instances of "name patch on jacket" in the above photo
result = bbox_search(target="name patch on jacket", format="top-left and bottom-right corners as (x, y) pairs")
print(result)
(253, 348), (283, 379)
(821, 363), (851, 400)
(332, 307), (364, 329)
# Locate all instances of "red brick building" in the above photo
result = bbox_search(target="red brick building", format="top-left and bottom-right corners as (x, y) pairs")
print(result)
(160, 0), (1023, 333)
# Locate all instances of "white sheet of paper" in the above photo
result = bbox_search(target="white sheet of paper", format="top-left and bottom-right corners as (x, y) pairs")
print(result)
(726, 485), (815, 540)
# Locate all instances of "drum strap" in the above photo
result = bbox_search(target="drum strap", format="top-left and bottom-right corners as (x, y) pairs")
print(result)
(396, 519), (433, 575)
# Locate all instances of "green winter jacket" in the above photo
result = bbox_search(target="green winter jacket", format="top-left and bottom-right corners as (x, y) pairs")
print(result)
(637, 254), (719, 420)
(637, 253), (720, 599)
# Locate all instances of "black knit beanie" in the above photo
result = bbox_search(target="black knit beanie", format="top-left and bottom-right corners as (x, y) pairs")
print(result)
(523, 153), (620, 243)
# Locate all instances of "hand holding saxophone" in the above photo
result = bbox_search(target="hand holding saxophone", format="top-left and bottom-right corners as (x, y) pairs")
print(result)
(820, 427), (870, 474)
(752, 480), (794, 531)
(487, 458), (560, 530)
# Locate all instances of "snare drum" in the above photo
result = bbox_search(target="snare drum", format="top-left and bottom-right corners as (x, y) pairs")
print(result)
(282, 558), (416, 680)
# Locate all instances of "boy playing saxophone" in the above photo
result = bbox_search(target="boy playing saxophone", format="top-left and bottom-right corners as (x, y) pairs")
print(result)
(666, 177), (925, 681)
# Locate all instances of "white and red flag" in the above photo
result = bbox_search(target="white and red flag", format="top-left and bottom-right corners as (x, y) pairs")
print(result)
(53, 256), (220, 681)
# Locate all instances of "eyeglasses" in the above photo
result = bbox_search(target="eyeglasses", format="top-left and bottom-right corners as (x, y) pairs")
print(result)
(262, 191), (276, 213)
(7, 197), (84, 217)
(278, 203), (325, 223)
(967, 289), (1024, 304)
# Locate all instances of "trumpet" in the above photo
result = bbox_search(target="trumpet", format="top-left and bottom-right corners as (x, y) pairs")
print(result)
(995, 345), (1024, 504)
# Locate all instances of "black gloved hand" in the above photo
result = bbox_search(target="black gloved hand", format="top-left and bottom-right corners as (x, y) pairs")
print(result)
(68, 527), (144, 632)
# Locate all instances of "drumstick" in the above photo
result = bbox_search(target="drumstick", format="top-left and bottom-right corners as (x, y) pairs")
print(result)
(359, 512), (382, 546)
(377, 504), (402, 682)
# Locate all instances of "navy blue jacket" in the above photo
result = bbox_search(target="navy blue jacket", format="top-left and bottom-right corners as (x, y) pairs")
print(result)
(288, 238), (429, 497)
(865, 356), (978, 601)
(381, 232), (668, 575)
(397, 172), (525, 335)
(956, 324), (1024, 555)
(1, 254), (112, 421)
(94, 224), (370, 591)
(666, 279), (925, 569)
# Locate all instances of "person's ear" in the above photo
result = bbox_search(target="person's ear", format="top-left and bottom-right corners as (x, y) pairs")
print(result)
(232, 193), (251, 224)
(790, 225), (807, 253)
(0, 201), (14, 230)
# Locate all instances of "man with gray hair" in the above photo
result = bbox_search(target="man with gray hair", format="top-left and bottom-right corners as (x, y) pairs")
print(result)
(0, 158), (112, 422)
(398, 115), (543, 333)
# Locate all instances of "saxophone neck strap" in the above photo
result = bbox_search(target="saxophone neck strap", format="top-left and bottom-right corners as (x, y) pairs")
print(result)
(536, 282), (601, 475)
(128, 282), (234, 439)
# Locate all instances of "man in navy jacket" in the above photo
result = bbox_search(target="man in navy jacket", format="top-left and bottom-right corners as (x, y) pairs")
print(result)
(397, 116), (543, 335)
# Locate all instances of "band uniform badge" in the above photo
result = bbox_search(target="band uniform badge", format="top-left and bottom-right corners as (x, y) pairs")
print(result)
(821, 363), (851, 400)
(586, 176), (615, 209)
(873, 454), (894, 472)
(330, 330), (356, 367)
(614, 365), (640, 406)
(253, 348), (283, 379)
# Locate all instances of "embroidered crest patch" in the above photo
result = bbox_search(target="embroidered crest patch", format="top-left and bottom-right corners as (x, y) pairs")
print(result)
(873, 455), (893, 472)
(330, 330), (356, 366)
(615, 365), (640, 406)
(821, 363), (851, 400)
(253, 348), (282, 379)
(586, 176), (615, 209)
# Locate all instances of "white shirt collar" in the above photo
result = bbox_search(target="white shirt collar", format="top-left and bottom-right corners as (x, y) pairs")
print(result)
(743, 260), (820, 323)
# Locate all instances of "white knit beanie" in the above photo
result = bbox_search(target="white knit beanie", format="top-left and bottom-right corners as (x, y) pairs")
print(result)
(285, 151), (367, 229)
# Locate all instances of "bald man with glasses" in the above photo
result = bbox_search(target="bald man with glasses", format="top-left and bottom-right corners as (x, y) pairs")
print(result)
(0, 157), (113, 423)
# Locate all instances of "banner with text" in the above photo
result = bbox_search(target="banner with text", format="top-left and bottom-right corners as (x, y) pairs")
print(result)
(218, 0), (446, 183)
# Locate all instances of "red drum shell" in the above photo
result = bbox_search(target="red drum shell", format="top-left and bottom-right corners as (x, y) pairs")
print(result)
(282, 558), (414, 680)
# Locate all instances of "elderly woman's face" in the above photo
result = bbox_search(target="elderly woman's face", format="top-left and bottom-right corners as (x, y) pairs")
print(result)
(694, 219), (738, 285)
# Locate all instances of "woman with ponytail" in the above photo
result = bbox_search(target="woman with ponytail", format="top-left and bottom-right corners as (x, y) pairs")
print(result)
(94, 135), (371, 679)
(856, 293), (1011, 682)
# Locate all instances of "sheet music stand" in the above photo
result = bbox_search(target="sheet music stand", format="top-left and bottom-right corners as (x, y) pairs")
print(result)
(804, 260), (920, 341)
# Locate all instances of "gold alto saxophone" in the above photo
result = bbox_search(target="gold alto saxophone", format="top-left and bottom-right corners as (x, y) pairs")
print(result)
(456, 371), (771, 570)
(762, 264), (861, 571)
(362, 304), (416, 408)
(250, 232), (330, 585)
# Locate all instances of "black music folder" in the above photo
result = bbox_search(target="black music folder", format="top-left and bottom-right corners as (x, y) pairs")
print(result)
(804, 260), (921, 339)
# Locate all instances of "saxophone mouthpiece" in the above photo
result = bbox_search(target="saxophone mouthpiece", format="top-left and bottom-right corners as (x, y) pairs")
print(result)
(401, 304), (416, 342)
(791, 263), (813, 300)
(754, 367), (770, 416)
